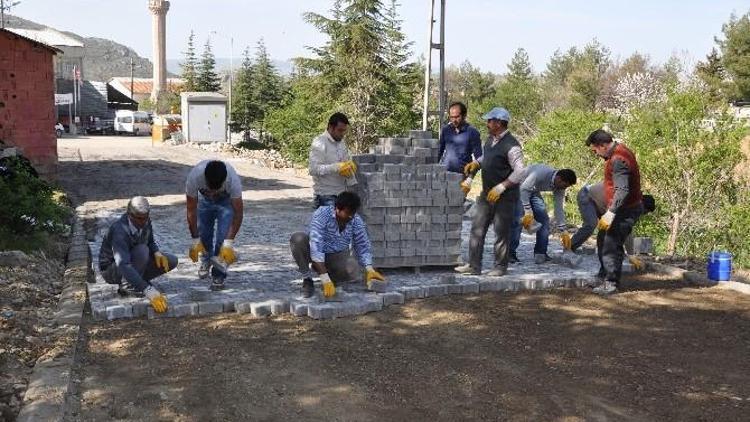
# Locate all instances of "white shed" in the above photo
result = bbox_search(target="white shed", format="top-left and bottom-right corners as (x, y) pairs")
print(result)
(180, 92), (227, 143)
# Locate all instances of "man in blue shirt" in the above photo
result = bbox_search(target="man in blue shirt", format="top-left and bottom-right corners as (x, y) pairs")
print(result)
(439, 101), (483, 175)
(290, 192), (386, 298)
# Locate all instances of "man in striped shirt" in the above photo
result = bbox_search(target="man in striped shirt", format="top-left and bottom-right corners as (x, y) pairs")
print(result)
(289, 192), (386, 298)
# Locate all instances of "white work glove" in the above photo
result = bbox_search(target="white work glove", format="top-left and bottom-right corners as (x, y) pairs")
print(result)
(597, 210), (616, 231)
(144, 286), (168, 313)
(486, 183), (506, 204)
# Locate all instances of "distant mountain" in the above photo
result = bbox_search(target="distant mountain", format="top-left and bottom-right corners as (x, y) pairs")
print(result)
(167, 58), (294, 77)
(5, 15), (174, 82)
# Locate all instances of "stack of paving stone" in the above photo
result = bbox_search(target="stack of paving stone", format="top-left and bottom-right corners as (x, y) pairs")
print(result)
(352, 130), (465, 268)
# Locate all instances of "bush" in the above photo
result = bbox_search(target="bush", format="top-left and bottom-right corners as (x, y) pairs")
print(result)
(0, 157), (71, 251)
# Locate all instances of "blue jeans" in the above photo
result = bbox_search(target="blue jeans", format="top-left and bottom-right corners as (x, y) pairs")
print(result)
(314, 194), (337, 209)
(511, 193), (550, 255)
(198, 194), (234, 279)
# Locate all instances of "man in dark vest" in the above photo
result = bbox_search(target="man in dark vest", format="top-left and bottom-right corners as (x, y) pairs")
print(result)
(455, 107), (526, 276)
(586, 129), (644, 295)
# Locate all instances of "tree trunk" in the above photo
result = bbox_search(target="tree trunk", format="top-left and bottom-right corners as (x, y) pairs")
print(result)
(667, 212), (680, 256)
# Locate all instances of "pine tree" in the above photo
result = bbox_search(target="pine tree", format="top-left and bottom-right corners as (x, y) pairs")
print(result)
(507, 48), (533, 83)
(249, 39), (284, 139)
(299, 0), (417, 150)
(180, 30), (198, 91)
(231, 47), (256, 133)
(197, 38), (221, 92)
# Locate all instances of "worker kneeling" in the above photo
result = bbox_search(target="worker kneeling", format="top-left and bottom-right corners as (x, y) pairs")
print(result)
(290, 191), (385, 298)
(98, 196), (177, 313)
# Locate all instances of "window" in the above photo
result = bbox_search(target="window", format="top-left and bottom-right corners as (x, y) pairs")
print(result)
(120, 116), (133, 123)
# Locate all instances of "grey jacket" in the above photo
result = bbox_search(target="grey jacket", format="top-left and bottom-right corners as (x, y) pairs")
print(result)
(98, 213), (159, 286)
(519, 164), (567, 228)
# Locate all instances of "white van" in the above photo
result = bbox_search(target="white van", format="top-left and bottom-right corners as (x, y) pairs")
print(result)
(114, 110), (152, 136)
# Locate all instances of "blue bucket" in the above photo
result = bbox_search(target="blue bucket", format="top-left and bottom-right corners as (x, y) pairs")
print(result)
(707, 251), (732, 282)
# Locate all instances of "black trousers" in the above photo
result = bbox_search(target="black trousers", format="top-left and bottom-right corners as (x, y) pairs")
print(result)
(597, 206), (643, 285)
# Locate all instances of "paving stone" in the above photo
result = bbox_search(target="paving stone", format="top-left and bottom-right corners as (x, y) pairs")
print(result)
(382, 291), (405, 306)
(290, 300), (310, 316)
(131, 302), (149, 318)
(235, 301), (252, 314)
(362, 295), (384, 313)
(479, 280), (501, 292)
(106, 304), (131, 320)
(198, 301), (224, 315)
(251, 301), (273, 317)
(269, 299), (290, 315)
(460, 282), (480, 294)
(308, 304), (336, 320)
(173, 303), (199, 317)
(423, 284), (448, 297)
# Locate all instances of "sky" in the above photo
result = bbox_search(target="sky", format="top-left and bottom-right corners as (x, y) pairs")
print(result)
(10, 0), (750, 74)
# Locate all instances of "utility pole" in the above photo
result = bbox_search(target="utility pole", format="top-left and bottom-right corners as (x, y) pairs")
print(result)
(421, 0), (446, 132)
(130, 57), (135, 107)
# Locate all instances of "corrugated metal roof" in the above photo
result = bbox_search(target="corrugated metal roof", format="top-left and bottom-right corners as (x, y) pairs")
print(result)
(109, 77), (185, 95)
(5, 27), (83, 48)
(0, 28), (63, 53)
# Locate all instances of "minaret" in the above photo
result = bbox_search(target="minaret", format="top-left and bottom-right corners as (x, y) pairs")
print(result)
(148, 0), (170, 102)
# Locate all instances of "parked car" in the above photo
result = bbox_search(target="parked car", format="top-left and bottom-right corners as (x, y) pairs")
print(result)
(114, 110), (152, 136)
(84, 118), (115, 135)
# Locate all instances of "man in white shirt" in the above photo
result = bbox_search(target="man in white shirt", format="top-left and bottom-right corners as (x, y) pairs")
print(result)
(308, 112), (358, 208)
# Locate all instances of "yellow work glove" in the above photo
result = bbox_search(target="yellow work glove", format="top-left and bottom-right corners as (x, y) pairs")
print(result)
(463, 160), (480, 176)
(320, 273), (336, 298)
(154, 251), (170, 273)
(597, 210), (616, 231)
(486, 183), (506, 204)
(365, 265), (385, 289)
(460, 177), (473, 195)
(561, 231), (572, 250)
(338, 161), (356, 178)
(189, 238), (206, 262)
(520, 210), (535, 230)
(628, 256), (644, 271)
(144, 286), (168, 313)
(219, 239), (237, 265)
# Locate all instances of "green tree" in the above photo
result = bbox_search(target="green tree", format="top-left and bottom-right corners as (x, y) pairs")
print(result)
(197, 38), (221, 92)
(297, 0), (417, 151)
(696, 48), (729, 103)
(265, 73), (328, 162)
(231, 47), (256, 133)
(718, 12), (750, 100)
(250, 39), (284, 140)
(445, 61), (497, 114)
(484, 48), (542, 139)
(625, 87), (748, 260)
(180, 30), (198, 91)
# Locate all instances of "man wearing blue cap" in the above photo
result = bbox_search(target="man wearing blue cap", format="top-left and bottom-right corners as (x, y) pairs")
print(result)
(455, 107), (526, 276)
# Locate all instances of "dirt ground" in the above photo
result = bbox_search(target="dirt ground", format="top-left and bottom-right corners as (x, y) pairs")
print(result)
(0, 241), (71, 421)
(73, 275), (750, 422)
(56, 137), (750, 421)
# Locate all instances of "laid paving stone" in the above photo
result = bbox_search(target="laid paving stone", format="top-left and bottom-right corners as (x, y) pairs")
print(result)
(106, 304), (129, 320)
(198, 301), (224, 315)
(173, 303), (199, 317)
(88, 208), (603, 322)
(251, 301), (273, 318)
(308, 304), (335, 320)
(382, 291), (405, 306)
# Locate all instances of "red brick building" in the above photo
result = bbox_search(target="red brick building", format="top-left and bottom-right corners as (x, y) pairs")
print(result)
(0, 28), (61, 178)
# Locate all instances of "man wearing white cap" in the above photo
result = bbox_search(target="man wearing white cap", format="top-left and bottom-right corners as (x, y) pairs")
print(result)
(455, 107), (526, 276)
(98, 196), (177, 313)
